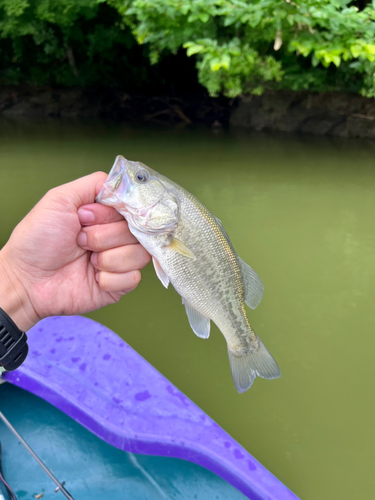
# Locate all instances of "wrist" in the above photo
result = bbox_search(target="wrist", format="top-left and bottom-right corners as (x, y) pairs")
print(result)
(0, 249), (38, 332)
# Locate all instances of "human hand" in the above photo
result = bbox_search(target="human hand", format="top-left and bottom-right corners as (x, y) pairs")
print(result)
(0, 172), (151, 332)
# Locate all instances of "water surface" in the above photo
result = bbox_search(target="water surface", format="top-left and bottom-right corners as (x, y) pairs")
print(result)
(0, 118), (374, 499)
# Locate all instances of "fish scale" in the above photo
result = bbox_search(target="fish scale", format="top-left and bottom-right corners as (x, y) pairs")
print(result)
(96, 156), (281, 393)
(168, 193), (247, 346)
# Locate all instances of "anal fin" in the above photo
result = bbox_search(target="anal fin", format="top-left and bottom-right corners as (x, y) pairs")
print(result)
(183, 299), (210, 339)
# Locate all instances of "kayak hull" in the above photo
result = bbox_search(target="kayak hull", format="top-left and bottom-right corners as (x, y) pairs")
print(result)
(1, 316), (298, 500)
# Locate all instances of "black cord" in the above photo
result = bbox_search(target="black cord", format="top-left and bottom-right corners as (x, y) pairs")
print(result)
(0, 442), (17, 500)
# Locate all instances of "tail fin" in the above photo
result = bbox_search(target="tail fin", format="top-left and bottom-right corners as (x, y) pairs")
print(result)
(228, 334), (281, 393)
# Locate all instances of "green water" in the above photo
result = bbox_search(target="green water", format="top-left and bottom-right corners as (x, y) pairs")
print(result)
(1, 118), (374, 499)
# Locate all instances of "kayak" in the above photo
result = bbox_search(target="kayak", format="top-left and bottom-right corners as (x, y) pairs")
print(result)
(0, 316), (298, 500)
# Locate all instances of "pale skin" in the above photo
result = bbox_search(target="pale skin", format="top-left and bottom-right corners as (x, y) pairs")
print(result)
(0, 172), (151, 332)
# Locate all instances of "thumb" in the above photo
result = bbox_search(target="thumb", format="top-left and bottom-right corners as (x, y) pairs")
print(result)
(53, 171), (108, 209)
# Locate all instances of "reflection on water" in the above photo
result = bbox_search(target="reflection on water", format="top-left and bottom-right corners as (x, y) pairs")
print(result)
(1, 118), (374, 500)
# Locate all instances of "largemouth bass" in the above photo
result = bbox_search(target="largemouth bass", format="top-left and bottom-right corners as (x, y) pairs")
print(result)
(96, 156), (281, 393)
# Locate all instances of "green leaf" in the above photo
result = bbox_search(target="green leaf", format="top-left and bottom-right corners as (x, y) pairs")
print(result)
(331, 55), (341, 67)
(350, 45), (363, 58)
(311, 54), (320, 67)
(210, 57), (221, 71)
(252, 85), (264, 95)
(365, 44), (375, 55)
(199, 13), (210, 23)
(221, 54), (231, 69)
(186, 44), (204, 56)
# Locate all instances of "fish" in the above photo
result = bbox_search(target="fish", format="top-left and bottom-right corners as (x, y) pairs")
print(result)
(96, 156), (281, 393)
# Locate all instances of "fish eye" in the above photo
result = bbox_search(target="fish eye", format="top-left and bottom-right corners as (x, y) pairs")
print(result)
(135, 170), (148, 183)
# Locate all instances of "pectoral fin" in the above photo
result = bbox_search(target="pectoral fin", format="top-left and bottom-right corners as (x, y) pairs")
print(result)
(182, 299), (210, 339)
(152, 257), (170, 289)
(168, 238), (196, 260)
(238, 257), (264, 309)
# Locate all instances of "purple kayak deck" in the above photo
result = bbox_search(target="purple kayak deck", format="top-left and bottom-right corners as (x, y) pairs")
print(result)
(3, 316), (298, 500)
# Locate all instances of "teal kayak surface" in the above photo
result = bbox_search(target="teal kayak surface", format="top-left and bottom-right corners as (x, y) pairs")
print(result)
(2, 316), (298, 500)
(0, 383), (247, 500)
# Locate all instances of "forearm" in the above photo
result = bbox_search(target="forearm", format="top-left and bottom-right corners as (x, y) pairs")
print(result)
(0, 248), (38, 332)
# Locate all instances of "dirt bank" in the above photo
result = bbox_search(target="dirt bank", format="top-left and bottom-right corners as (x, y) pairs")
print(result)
(1, 86), (375, 138)
(230, 91), (375, 139)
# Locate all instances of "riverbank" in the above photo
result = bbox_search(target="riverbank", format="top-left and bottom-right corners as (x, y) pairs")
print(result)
(230, 91), (375, 139)
(1, 86), (375, 138)
(0, 87), (232, 128)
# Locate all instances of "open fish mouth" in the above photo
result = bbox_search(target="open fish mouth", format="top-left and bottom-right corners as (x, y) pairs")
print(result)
(96, 155), (130, 206)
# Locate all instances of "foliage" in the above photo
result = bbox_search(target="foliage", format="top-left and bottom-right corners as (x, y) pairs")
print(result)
(116, 0), (375, 96)
(0, 0), (162, 89)
(1, 0), (375, 97)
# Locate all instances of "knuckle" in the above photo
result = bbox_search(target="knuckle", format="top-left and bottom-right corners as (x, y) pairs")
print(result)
(44, 187), (59, 201)
(129, 270), (141, 289)
(88, 230), (103, 251)
(112, 247), (130, 271)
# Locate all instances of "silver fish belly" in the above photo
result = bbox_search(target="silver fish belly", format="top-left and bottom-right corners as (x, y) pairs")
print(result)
(96, 155), (281, 393)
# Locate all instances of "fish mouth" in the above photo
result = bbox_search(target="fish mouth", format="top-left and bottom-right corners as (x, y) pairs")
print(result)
(96, 155), (129, 206)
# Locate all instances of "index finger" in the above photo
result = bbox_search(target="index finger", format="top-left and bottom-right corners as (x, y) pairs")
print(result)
(78, 203), (124, 226)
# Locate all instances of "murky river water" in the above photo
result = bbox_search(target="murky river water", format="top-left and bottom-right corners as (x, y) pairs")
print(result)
(0, 118), (374, 499)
